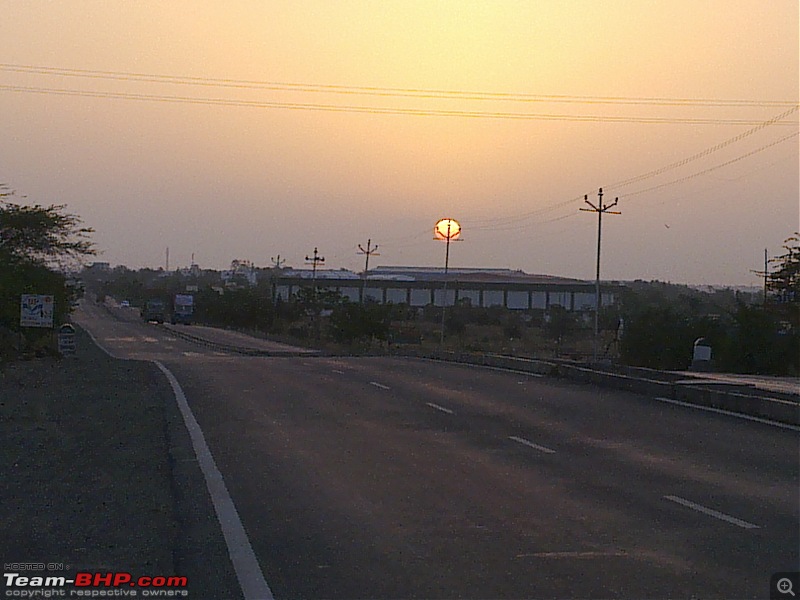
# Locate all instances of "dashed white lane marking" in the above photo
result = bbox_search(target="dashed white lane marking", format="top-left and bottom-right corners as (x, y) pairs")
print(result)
(332, 369), (345, 374)
(155, 362), (275, 599)
(509, 435), (556, 454)
(663, 495), (760, 529)
(426, 402), (454, 414)
(369, 381), (391, 390)
(654, 396), (800, 432)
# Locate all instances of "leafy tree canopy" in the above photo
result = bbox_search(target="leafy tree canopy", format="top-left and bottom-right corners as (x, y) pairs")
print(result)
(1, 187), (96, 345)
(1, 187), (95, 267)
(768, 232), (799, 303)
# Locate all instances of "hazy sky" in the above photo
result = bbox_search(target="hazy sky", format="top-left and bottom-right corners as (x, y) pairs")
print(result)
(1, 1), (797, 285)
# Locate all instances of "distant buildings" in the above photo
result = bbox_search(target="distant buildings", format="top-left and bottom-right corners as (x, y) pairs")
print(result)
(273, 266), (619, 311)
(85, 262), (111, 273)
(221, 259), (257, 287)
(177, 262), (203, 278)
(79, 259), (621, 312)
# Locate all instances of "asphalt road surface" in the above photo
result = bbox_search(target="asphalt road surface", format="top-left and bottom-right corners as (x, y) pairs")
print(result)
(75, 301), (799, 599)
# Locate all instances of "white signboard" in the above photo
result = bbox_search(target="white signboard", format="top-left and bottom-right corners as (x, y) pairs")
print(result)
(20, 294), (55, 328)
(58, 324), (76, 355)
(174, 294), (194, 307)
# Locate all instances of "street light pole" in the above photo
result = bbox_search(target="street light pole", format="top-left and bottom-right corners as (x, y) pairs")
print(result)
(434, 218), (462, 346)
(440, 222), (452, 345)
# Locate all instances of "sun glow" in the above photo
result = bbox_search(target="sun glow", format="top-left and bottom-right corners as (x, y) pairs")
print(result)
(434, 218), (462, 241)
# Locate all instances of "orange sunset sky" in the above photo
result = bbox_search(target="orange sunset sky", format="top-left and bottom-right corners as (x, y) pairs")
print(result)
(1, 1), (797, 284)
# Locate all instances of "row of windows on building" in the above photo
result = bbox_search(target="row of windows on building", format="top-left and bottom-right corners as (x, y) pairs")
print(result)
(274, 280), (616, 311)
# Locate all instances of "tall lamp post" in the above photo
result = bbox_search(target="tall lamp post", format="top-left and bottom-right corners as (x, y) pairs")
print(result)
(434, 218), (462, 345)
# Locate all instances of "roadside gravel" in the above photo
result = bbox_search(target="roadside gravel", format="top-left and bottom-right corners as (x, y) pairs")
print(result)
(0, 326), (178, 579)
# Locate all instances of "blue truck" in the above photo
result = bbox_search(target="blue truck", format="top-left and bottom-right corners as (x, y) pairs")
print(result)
(171, 294), (194, 325)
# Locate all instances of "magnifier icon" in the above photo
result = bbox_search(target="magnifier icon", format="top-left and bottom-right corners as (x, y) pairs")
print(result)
(778, 578), (796, 596)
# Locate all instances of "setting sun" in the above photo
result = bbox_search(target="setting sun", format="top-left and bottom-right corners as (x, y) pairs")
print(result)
(434, 218), (462, 241)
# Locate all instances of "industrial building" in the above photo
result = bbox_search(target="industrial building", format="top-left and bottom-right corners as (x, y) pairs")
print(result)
(274, 266), (619, 311)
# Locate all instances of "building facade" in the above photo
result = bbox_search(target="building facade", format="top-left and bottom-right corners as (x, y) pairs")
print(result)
(273, 267), (619, 311)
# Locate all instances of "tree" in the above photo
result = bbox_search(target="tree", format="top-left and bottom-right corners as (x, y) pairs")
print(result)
(717, 303), (797, 375)
(0, 190), (95, 351)
(767, 233), (800, 306)
(1, 193), (94, 269)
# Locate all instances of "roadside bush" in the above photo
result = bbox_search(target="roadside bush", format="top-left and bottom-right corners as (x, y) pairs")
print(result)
(329, 300), (390, 343)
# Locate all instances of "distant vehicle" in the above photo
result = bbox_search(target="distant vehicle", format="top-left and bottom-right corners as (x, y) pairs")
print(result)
(142, 299), (166, 323)
(171, 294), (194, 325)
(120, 300), (131, 308)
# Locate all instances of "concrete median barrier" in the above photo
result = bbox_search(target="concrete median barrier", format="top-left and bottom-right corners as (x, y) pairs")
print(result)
(401, 348), (799, 427)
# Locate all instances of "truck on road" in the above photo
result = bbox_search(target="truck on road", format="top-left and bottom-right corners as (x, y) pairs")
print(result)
(142, 299), (167, 323)
(171, 294), (194, 325)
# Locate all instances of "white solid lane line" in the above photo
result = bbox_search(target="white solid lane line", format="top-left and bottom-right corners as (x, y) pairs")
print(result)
(663, 495), (760, 529)
(508, 435), (556, 454)
(426, 402), (454, 414)
(155, 362), (275, 599)
(654, 396), (800, 432)
(369, 381), (391, 390)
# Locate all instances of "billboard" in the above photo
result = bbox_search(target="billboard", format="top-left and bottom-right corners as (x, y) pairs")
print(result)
(20, 294), (55, 328)
(174, 294), (194, 307)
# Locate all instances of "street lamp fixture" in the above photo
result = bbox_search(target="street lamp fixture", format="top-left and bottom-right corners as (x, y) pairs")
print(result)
(434, 218), (462, 345)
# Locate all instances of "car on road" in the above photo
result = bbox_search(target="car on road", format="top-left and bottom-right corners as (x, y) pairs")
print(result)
(120, 300), (131, 308)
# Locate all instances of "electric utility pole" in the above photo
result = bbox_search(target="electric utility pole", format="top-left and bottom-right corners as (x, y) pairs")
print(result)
(270, 255), (286, 306)
(357, 239), (380, 303)
(580, 188), (620, 363)
(305, 247), (325, 283)
(305, 247), (325, 340)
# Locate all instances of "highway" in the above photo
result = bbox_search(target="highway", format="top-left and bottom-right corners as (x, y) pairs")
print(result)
(75, 301), (799, 599)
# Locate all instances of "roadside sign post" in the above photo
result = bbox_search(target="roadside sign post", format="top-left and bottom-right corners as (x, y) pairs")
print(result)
(19, 294), (55, 354)
(20, 294), (55, 328)
(58, 324), (77, 356)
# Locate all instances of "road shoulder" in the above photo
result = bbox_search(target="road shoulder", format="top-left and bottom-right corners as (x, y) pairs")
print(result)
(0, 327), (177, 577)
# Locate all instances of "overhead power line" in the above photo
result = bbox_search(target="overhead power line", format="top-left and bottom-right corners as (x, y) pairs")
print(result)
(621, 130), (800, 199)
(606, 105), (800, 190)
(1, 84), (796, 126)
(466, 106), (799, 231)
(469, 128), (798, 235)
(1, 64), (795, 249)
(0, 63), (794, 108)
